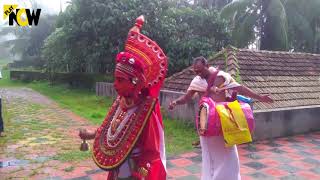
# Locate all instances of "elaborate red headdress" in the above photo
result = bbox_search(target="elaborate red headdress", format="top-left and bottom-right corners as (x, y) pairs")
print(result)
(115, 15), (168, 97)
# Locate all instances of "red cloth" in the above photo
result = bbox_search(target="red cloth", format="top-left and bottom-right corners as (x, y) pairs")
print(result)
(107, 102), (166, 180)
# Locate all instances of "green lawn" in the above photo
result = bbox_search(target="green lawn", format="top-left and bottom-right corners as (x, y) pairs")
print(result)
(1, 65), (198, 155)
(0, 70), (112, 124)
(164, 119), (198, 155)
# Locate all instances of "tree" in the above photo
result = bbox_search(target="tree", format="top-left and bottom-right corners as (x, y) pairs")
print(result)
(26, 15), (57, 57)
(158, 6), (230, 74)
(42, 0), (230, 74)
(42, 0), (173, 73)
(220, 0), (289, 50)
(285, 0), (320, 53)
(41, 27), (69, 72)
(0, 0), (57, 61)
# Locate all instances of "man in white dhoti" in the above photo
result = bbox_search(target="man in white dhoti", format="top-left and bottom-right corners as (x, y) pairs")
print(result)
(169, 56), (273, 180)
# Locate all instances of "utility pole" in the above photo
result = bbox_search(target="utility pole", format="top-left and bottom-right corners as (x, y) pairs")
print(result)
(60, 0), (62, 13)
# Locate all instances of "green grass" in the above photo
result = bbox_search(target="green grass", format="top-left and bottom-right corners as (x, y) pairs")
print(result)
(53, 150), (91, 162)
(0, 70), (26, 87)
(164, 119), (198, 155)
(29, 82), (113, 124)
(64, 166), (75, 172)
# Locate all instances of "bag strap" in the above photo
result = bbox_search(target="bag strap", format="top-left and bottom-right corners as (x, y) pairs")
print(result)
(224, 104), (245, 131)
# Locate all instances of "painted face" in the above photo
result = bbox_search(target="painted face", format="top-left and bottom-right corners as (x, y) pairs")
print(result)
(113, 71), (142, 98)
(193, 62), (207, 78)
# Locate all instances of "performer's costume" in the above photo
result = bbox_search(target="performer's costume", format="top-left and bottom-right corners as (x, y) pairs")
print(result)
(92, 16), (167, 180)
(188, 67), (241, 180)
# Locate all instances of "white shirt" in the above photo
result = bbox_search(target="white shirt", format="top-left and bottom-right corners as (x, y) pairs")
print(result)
(187, 67), (240, 92)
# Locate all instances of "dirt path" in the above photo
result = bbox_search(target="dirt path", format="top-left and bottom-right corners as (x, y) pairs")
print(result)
(0, 88), (105, 179)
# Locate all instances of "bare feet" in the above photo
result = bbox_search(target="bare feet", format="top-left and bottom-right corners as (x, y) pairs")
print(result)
(192, 140), (201, 148)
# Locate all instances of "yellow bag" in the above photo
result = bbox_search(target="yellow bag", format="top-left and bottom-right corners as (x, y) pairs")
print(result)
(216, 100), (252, 147)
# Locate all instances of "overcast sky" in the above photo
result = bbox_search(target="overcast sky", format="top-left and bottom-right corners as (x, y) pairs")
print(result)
(34, 0), (70, 14)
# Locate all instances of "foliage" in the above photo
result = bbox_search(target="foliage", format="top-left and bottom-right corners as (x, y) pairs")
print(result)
(285, 0), (320, 53)
(0, 15), (57, 57)
(41, 0), (230, 75)
(9, 70), (113, 88)
(158, 6), (231, 74)
(220, 0), (320, 52)
(220, 0), (289, 50)
(0, 15), (57, 70)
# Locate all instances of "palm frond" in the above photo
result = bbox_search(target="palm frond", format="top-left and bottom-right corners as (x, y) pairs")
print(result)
(220, 0), (253, 20)
(286, 9), (313, 42)
(267, 0), (289, 49)
(285, 0), (320, 19)
(232, 13), (258, 47)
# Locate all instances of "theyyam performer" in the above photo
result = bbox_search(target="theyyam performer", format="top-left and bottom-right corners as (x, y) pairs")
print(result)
(79, 15), (167, 180)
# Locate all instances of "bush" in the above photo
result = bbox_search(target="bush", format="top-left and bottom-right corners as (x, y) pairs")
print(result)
(8, 57), (46, 70)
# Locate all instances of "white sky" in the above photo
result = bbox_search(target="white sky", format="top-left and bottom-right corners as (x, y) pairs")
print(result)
(36, 0), (70, 15)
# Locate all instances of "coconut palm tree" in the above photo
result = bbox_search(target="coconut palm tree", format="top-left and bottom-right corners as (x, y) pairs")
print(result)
(220, 0), (289, 50)
(284, 0), (320, 53)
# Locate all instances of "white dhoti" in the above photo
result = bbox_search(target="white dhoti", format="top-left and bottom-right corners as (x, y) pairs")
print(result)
(200, 136), (241, 180)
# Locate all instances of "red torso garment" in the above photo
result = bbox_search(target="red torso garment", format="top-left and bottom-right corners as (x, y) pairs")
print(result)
(114, 102), (166, 180)
(94, 98), (166, 180)
(137, 102), (166, 179)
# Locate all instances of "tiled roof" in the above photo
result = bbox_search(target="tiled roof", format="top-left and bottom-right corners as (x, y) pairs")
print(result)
(163, 47), (320, 110)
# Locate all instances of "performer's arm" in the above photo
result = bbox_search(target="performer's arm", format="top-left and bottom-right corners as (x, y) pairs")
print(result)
(232, 85), (273, 103)
(168, 90), (196, 110)
(213, 75), (273, 103)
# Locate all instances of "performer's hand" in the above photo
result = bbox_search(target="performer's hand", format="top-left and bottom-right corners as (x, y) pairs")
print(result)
(168, 101), (177, 110)
(215, 86), (229, 93)
(209, 86), (218, 94)
(199, 129), (206, 136)
(259, 94), (273, 103)
(79, 129), (96, 140)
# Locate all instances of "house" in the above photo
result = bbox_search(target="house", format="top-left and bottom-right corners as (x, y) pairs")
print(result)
(162, 47), (320, 139)
(164, 47), (320, 110)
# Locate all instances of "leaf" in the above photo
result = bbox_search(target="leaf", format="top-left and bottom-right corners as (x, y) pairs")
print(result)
(266, 0), (289, 49)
